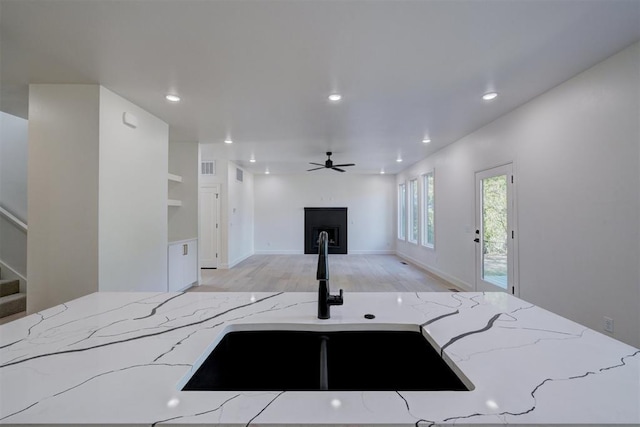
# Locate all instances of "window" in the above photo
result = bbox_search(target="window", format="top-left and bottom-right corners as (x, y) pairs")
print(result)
(398, 183), (406, 240)
(408, 178), (418, 243)
(422, 172), (435, 247)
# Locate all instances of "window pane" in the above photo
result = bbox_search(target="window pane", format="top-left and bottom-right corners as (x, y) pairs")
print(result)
(398, 183), (406, 239)
(409, 179), (418, 243)
(422, 173), (435, 247)
(426, 173), (435, 246)
(481, 175), (508, 288)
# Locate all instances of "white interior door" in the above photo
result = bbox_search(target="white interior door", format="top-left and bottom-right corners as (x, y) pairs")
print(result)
(199, 185), (219, 268)
(475, 163), (517, 294)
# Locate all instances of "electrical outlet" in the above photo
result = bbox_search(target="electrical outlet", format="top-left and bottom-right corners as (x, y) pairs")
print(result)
(604, 316), (614, 333)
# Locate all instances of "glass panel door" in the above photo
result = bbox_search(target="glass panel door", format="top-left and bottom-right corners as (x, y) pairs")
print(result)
(475, 164), (516, 294)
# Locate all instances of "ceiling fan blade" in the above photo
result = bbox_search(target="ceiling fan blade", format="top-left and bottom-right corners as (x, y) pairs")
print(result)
(331, 167), (346, 172)
(333, 163), (355, 167)
(307, 167), (325, 171)
(309, 162), (326, 167)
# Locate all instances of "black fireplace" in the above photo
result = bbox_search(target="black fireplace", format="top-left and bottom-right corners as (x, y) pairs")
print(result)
(304, 208), (347, 254)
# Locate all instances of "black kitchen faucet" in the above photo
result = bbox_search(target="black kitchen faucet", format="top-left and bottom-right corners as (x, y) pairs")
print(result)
(316, 231), (344, 319)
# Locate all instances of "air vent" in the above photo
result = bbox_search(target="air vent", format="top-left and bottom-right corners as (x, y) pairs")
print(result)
(236, 168), (243, 182)
(201, 161), (215, 175)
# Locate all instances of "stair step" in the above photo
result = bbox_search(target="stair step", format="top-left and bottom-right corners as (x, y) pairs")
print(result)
(0, 279), (19, 297)
(0, 293), (26, 318)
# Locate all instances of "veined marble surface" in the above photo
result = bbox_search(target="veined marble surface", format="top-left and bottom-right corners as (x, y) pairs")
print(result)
(0, 291), (638, 426)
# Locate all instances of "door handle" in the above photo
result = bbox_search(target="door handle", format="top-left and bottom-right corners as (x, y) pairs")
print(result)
(473, 238), (480, 243)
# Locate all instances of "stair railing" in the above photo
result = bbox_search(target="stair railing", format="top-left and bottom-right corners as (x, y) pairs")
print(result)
(0, 206), (27, 233)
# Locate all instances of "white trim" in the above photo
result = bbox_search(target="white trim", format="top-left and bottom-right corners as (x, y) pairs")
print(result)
(168, 237), (198, 245)
(396, 252), (473, 291)
(407, 177), (419, 244)
(168, 173), (183, 183)
(0, 206), (27, 233)
(254, 250), (396, 255)
(227, 252), (252, 269)
(474, 162), (516, 294)
(0, 259), (27, 294)
(199, 184), (221, 269)
(254, 250), (304, 255)
(349, 250), (395, 255)
(421, 170), (435, 249)
(397, 182), (407, 240)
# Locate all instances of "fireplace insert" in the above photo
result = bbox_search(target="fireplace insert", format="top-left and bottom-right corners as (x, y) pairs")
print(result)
(304, 208), (347, 254)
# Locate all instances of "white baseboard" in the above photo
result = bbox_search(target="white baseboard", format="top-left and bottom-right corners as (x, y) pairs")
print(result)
(349, 250), (395, 255)
(0, 259), (27, 293)
(254, 250), (304, 255)
(395, 252), (473, 291)
(254, 250), (395, 255)
(227, 252), (253, 269)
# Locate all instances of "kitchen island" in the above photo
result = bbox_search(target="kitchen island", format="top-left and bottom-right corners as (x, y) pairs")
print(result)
(0, 291), (638, 426)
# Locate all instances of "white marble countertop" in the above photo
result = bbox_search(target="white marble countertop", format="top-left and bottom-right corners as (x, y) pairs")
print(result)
(0, 291), (638, 426)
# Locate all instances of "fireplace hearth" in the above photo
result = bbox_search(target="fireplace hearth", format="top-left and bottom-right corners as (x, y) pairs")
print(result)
(304, 208), (347, 254)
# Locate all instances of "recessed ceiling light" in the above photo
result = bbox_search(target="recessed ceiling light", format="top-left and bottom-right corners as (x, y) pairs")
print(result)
(422, 138), (431, 143)
(265, 169), (270, 175)
(224, 139), (233, 144)
(250, 158), (256, 163)
(482, 92), (498, 101)
(328, 93), (342, 102)
(380, 169), (385, 174)
(396, 158), (403, 163)
(165, 94), (181, 102)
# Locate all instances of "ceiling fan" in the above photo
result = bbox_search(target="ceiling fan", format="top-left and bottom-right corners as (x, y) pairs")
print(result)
(307, 152), (356, 173)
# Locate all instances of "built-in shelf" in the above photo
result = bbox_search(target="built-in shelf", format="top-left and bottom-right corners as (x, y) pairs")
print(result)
(168, 173), (183, 206)
(168, 173), (183, 183)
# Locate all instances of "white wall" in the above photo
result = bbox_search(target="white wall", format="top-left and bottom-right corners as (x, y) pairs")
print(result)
(227, 162), (254, 267)
(27, 85), (169, 312)
(254, 174), (396, 254)
(169, 142), (198, 242)
(0, 112), (28, 282)
(27, 85), (100, 312)
(98, 87), (168, 292)
(397, 43), (640, 347)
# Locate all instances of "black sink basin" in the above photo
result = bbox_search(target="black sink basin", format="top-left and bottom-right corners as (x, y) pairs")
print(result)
(182, 330), (470, 391)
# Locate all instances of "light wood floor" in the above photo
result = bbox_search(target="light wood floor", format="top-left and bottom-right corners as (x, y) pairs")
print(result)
(0, 255), (453, 325)
(192, 254), (455, 293)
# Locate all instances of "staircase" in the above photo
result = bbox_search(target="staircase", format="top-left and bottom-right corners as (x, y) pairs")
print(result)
(0, 267), (26, 318)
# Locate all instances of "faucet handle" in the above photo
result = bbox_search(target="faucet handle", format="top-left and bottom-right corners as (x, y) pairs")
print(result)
(329, 289), (344, 306)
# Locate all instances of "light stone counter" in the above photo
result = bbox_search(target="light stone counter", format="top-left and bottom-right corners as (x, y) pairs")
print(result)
(0, 291), (638, 426)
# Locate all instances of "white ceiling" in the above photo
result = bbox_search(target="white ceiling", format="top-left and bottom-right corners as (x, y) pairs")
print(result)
(1, 0), (639, 174)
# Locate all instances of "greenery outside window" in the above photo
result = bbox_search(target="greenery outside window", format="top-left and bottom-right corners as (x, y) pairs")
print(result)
(398, 183), (406, 240)
(422, 172), (435, 248)
(408, 178), (418, 243)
